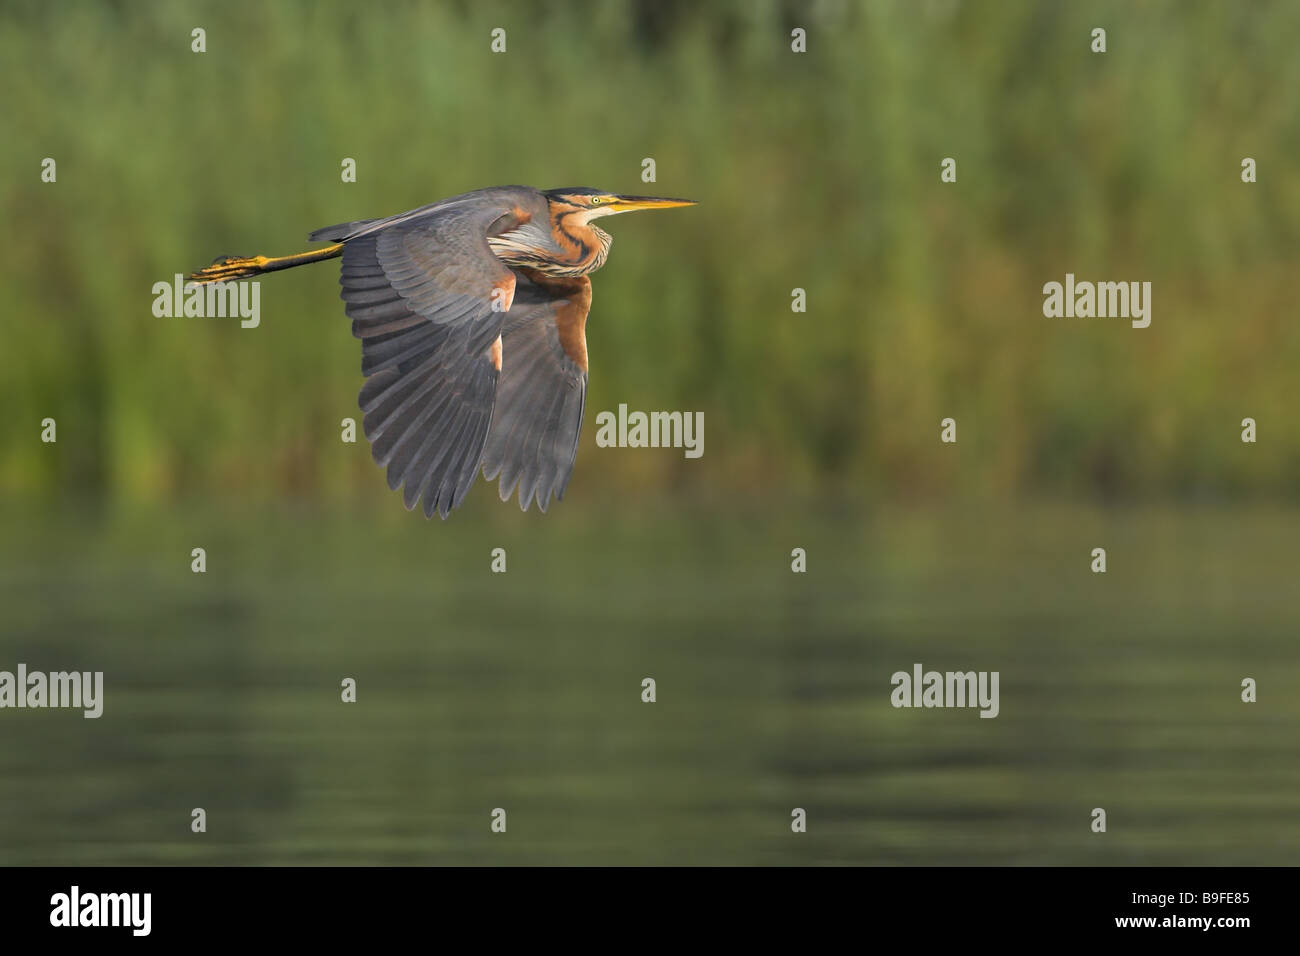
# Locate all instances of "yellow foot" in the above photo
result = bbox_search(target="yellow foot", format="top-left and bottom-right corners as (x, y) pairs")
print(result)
(189, 254), (268, 284)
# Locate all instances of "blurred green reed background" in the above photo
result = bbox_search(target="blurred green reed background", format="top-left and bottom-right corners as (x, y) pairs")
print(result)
(2, 0), (1298, 504)
(1, 1), (1298, 866)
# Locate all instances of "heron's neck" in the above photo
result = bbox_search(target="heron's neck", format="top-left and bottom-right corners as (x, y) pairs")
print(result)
(487, 206), (612, 277)
(546, 208), (612, 276)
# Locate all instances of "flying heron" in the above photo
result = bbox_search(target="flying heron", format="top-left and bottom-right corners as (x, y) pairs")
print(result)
(189, 186), (695, 518)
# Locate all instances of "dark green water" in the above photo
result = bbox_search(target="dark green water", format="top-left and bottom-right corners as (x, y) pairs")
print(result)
(1, 499), (1296, 864)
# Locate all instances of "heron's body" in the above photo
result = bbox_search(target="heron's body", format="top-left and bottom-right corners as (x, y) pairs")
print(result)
(191, 185), (694, 518)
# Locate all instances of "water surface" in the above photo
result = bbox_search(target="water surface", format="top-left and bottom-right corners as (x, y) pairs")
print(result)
(1, 499), (1296, 864)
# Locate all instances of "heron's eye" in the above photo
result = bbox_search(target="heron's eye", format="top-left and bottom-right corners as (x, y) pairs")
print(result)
(590, 196), (602, 205)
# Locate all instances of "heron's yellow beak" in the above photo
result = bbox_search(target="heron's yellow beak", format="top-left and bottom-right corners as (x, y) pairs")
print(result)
(606, 195), (698, 212)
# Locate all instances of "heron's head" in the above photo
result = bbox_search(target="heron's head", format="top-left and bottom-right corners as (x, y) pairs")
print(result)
(544, 187), (696, 224)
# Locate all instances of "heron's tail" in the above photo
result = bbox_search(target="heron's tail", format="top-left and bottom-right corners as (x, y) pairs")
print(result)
(189, 243), (344, 284)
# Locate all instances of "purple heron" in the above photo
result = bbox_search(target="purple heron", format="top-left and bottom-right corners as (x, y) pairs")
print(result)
(189, 186), (695, 518)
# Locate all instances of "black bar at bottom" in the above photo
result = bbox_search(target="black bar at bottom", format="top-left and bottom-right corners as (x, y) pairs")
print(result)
(0, 866), (1281, 940)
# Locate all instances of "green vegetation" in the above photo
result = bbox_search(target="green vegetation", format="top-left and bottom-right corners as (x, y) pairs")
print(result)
(3, 0), (1297, 507)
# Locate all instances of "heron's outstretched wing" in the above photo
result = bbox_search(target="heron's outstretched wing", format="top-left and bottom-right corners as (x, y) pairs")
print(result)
(328, 187), (547, 518)
(481, 272), (591, 512)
